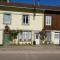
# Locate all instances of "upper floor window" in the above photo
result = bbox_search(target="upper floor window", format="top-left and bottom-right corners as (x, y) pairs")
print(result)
(3, 14), (11, 25)
(22, 15), (29, 25)
(45, 16), (52, 25)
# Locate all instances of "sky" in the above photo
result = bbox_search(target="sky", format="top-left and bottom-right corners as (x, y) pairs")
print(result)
(11, 0), (60, 6)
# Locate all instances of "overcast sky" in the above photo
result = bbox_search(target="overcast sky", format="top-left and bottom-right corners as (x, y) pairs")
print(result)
(11, 0), (60, 6)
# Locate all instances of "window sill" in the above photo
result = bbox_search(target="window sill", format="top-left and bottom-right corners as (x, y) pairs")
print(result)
(22, 23), (29, 25)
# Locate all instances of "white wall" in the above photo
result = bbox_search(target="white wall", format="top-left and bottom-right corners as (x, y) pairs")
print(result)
(0, 11), (44, 45)
(0, 11), (44, 31)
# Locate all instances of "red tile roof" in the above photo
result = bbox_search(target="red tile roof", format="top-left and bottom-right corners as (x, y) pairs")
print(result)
(0, 2), (60, 11)
(0, 2), (33, 8)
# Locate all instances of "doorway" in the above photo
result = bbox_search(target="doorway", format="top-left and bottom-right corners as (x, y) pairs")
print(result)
(54, 32), (60, 44)
(34, 33), (40, 45)
(3, 33), (11, 45)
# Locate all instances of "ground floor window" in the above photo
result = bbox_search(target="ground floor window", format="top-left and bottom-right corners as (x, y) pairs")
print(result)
(17, 31), (31, 41)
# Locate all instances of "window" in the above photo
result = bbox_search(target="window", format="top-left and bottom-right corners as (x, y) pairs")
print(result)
(22, 31), (31, 41)
(55, 32), (60, 39)
(22, 15), (29, 24)
(18, 31), (31, 41)
(45, 16), (52, 25)
(36, 34), (39, 39)
(3, 14), (11, 24)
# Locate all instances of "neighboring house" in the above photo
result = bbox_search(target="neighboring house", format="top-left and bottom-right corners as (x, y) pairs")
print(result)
(44, 10), (60, 44)
(0, 2), (44, 45)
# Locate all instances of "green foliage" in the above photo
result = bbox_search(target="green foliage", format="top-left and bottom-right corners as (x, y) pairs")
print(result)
(11, 31), (18, 39)
(40, 30), (46, 40)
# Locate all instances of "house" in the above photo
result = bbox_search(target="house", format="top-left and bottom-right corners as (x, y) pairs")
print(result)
(0, 1), (44, 45)
(0, 1), (60, 46)
(44, 9), (60, 45)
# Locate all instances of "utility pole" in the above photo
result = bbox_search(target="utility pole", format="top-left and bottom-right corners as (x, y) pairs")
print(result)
(33, 0), (36, 19)
(33, 0), (40, 19)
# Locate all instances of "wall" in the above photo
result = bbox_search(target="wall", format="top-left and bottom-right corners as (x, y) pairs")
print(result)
(0, 30), (3, 44)
(44, 11), (60, 30)
(0, 11), (44, 31)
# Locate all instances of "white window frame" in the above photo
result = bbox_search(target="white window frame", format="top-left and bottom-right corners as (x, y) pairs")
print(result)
(3, 13), (11, 25)
(22, 15), (29, 25)
(18, 31), (31, 41)
(45, 16), (52, 25)
(22, 31), (31, 40)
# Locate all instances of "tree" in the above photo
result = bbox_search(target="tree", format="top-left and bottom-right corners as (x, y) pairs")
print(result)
(39, 29), (47, 44)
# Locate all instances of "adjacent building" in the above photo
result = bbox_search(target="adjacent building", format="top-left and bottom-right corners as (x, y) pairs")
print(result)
(44, 10), (60, 44)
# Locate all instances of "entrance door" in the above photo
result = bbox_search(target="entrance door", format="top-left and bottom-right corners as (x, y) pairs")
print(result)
(54, 32), (60, 44)
(4, 33), (11, 45)
(35, 33), (40, 45)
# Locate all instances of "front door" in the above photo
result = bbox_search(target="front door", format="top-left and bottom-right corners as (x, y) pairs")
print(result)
(4, 33), (11, 45)
(35, 33), (40, 45)
(54, 32), (60, 44)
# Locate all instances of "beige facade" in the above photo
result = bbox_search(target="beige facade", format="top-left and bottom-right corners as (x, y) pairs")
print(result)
(0, 30), (3, 44)
(0, 11), (44, 31)
(0, 11), (44, 45)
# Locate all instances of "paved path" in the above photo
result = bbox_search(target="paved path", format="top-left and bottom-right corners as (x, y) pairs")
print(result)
(0, 45), (60, 60)
(0, 45), (60, 54)
(0, 54), (60, 60)
(0, 50), (60, 54)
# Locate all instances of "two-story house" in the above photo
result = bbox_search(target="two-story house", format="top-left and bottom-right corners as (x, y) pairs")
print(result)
(0, 1), (60, 45)
(0, 1), (44, 45)
(44, 9), (60, 44)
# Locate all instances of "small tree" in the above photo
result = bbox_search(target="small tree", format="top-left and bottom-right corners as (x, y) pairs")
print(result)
(11, 30), (19, 39)
(40, 29), (46, 44)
